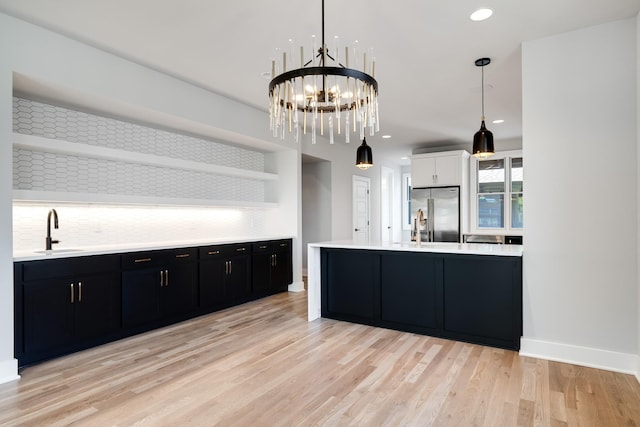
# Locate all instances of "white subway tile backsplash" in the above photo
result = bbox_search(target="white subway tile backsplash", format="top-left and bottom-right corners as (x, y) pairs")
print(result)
(13, 204), (268, 252)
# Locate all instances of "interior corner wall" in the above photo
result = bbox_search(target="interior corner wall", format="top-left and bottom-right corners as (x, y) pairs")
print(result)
(521, 17), (638, 374)
(301, 160), (332, 271)
(637, 10), (640, 382)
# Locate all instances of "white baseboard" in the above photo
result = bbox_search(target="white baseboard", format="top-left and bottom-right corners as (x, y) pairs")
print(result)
(288, 281), (305, 293)
(520, 338), (638, 376)
(636, 355), (640, 384)
(0, 358), (19, 385)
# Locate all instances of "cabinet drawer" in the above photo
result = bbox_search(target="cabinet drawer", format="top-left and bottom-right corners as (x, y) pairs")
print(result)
(199, 243), (250, 259)
(121, 248), (197, 270)
(252, 239), (291, 253)
(121, 251), (165, 270)
(21, 255), (120, 282)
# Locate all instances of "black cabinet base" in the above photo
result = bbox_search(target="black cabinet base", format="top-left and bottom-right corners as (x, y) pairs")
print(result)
(321, 248), (522, 351)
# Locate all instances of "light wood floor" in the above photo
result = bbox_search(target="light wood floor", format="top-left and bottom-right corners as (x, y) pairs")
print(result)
(1, 292), (639, 426)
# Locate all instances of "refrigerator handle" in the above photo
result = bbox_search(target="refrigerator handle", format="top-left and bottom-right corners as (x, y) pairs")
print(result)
(428, 198), (435, 242)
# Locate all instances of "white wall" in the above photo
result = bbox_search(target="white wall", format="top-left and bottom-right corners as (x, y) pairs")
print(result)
(637, 10), (640, 383)
(0, 54), (18, 384)
(522, 18), (638, 374)
(301, 139), (404, 244)
(0, 12), (302, 382)
(301, 159), (332, 272)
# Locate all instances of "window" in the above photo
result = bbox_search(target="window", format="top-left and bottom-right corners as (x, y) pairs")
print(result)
(471, 151), (523, 232)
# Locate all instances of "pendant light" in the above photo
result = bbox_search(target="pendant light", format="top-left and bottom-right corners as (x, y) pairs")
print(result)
(355, 138), (373, 170)
(472, 57), (495, 159)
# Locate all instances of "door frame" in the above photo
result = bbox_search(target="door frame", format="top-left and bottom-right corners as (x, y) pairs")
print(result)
(380, 166), (394, 243)
(352, 175), (371, 242)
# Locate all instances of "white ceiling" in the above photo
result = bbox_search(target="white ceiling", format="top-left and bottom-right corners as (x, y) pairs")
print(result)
(1, 0), (639, 163)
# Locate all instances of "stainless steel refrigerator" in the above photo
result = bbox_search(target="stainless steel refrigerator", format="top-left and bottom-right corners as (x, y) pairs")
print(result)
(411, 186), (460, 243)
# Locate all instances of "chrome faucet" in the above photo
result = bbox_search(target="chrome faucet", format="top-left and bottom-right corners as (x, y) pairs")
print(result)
(46, 209), (60, 251)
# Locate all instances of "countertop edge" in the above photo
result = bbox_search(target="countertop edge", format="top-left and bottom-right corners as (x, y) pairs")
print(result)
(14, 236), (294, 262)
(308, 240), (523, 257)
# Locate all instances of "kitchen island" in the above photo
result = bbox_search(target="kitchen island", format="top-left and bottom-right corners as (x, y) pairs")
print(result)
(307, 240), (523, 350)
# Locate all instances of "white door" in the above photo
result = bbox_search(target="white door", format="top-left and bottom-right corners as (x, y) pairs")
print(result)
(352, 175), (371, 243)
(380, 166), (394, 243)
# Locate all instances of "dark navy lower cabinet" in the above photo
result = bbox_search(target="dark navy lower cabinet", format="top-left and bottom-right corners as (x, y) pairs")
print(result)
(15, 255), (121, 366)
(15, 239), (293, 368)
(442, 255), (522, 350)
(380, 252), (442, 333)
(321, 248), (522, 351)
(321, 248), (380, 323)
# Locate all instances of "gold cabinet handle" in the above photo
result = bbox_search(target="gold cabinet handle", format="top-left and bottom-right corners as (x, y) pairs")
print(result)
(175, 253), (190, 258)
(208, 250), (220, 255)
(279, 243), (288, 247)
(70, 283), (74, 303)
(135, 258), (152, 263)
(236, 247), (246, 252)
(259, 245), (268, 249)
(78, 281), (82, 302)
(274, 254), (277, 267)
(165, 269), (169, 286)
(229, 260), (232, 275)
(160, 270), (164, 287)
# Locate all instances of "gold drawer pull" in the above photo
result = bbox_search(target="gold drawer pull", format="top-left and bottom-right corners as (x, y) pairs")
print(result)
(208, 250), (220, 255)
(175, 253), (190, 258)
(134, 258), (152, 263)
(236, 248), (246, 252)
(259, 245), (268, 249)
(280, 243), (288, 247)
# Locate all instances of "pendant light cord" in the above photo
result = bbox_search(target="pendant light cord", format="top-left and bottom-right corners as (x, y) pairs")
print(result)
(481, 64), (485, 120)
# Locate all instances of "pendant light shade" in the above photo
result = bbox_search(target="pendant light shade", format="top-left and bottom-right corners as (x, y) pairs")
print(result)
(472, 57), (495, 159)
(355, 138), (373, 170)
(473, 120), (494, 160)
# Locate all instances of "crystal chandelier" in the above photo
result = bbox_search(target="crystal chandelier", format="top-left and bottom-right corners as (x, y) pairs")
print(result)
(268, 0), (379, 144)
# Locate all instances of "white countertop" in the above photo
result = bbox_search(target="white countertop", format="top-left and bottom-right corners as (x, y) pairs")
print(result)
(14, 236), (292, 262)
(308, 240), (523, 257)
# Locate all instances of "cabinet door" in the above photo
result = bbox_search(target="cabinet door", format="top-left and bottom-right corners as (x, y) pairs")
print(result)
(74, 273), (121, 341)
(322, 249), (379, 321)
(23, 278), (74, 354)
(121, 268), (162, 328)
(443, 256), (520, 344)
(199, 258), (226, 308)
(433, 155), (460, 186)
(161, 257), (197, 317)
(380, 252), (440, 329)
(271, 249), (292, 290)
(226, 254), (251, 302)
(251, 251), (272, 294)
(411, 157), (437, 187)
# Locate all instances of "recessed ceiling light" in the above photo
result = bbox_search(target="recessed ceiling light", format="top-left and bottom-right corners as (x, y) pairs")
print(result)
(400, 156), (409, 160)
(382, 135), (391, 139)
(470, 8), (493, 21)
(492, 119), (504, 124)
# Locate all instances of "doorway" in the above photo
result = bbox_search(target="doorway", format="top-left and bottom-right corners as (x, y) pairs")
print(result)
(301, 155), (332, 275)
(352, 175), (371, 243)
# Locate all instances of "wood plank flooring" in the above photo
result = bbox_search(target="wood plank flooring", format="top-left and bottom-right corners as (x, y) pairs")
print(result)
(1, 291), (639, 426)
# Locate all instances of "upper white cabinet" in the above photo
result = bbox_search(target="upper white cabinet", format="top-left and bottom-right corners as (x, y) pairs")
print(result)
(411, 151), (470, 188)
